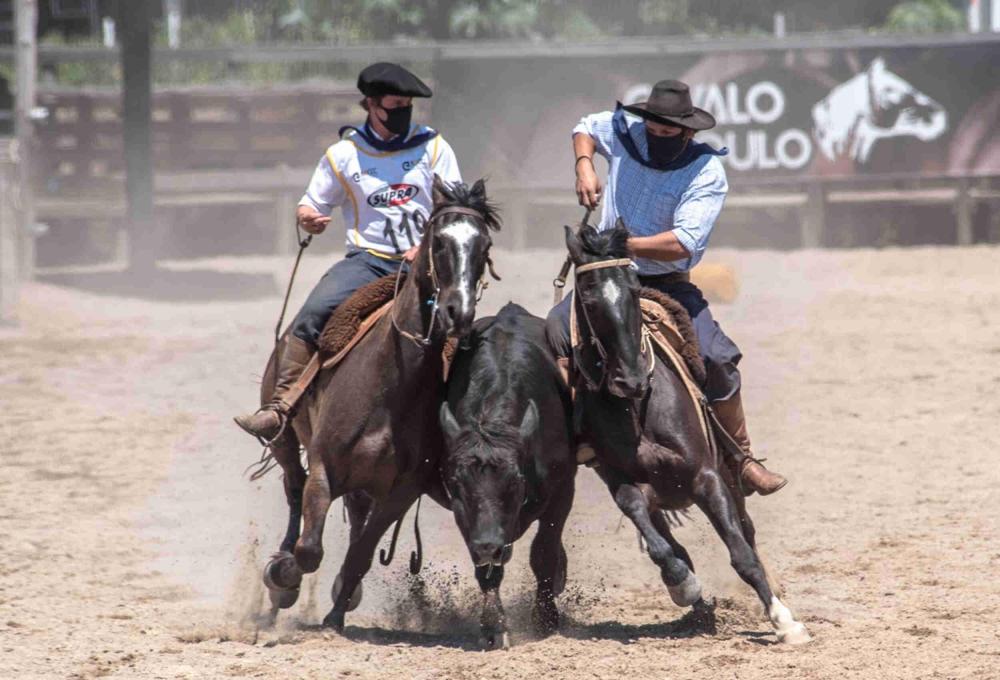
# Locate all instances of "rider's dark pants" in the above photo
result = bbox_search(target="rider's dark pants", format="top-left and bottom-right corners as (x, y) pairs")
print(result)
(544, 276), (742, 402)
(291, 250), (404, 348)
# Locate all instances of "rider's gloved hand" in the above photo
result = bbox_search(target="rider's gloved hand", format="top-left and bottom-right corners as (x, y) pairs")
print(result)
(297, 206), (331, 235)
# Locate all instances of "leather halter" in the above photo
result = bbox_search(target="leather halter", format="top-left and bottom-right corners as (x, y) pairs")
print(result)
(391, 205), (494, 348)
(571, 256), (650, 393)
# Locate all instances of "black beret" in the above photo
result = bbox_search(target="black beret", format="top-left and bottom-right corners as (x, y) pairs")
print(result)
(357, 62), (433, 98)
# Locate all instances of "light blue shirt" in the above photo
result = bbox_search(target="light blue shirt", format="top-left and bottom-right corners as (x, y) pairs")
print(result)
(574, 110), (728, 275)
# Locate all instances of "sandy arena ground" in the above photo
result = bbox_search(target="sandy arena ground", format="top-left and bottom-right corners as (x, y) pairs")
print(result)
(2, 245), (999, 679)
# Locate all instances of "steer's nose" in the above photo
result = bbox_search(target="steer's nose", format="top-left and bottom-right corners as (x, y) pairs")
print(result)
(470, 538), (505, 566)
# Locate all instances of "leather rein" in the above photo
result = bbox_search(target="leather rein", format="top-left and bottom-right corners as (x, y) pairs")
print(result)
(391, 205), (500, 348)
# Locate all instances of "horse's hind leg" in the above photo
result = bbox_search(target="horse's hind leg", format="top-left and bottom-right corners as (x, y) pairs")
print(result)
(261, 430), (306, 608)
(692, 468), (810, 644)
(322, 490), (419, 632)
(529, 479), (574, 635)
(294, 456), (334, 574)
(597, 467), (701, 607)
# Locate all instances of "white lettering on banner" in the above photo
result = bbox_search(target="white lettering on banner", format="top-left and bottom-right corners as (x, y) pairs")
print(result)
(697, 128), (813, 172)
(626, 80), (805, 171)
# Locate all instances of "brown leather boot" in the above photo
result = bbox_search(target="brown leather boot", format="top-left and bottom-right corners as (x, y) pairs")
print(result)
(234, 335), (314, 441)
(713, 391), (787, 496)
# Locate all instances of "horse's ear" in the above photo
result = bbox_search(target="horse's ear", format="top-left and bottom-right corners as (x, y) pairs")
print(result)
(432, 174), (448, 207)
(869, 57), (886, 75)
(469, 178), (487, 201)
(439, 402), (461, 441)
(564, 225), (585, 263)
(613, 217), (629, 234)
(519, 400), (539, 442)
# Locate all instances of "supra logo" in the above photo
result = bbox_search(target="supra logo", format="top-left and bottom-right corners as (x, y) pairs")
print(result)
(367, 183), (420, 208)
(812, 58), (946, 163)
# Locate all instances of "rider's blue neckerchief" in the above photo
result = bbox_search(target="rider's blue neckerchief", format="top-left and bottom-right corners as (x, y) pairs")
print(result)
(612, 103), (727, 171)
(338, 122), (438, 152)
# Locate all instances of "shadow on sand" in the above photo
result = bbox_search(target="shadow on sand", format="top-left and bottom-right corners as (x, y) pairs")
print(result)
(39, 266), (277, 302)
(286, 598), (774, 651)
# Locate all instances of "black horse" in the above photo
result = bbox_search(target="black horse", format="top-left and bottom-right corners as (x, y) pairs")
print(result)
(439, 303), (575, 650)
(564, 223), (811, 645)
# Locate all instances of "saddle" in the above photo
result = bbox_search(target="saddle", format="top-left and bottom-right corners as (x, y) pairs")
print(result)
(317, 274), (398, 366)
(315, 273), (456, 376)
(637, 287), (706, 386)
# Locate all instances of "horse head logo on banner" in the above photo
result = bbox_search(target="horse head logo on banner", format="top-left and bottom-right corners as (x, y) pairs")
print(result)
(812, 57), (947, 163)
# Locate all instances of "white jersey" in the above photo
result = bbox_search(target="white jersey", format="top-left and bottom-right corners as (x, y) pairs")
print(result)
(298, 124), (462, 257)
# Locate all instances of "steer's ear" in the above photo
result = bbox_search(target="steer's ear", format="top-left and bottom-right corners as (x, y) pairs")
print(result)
(519, 400), (539, 442)
(439, 402), (462, 442)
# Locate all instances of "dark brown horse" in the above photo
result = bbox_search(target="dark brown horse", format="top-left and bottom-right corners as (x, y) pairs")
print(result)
(564, 223), (811, 645)
(258, 178), (501, 631)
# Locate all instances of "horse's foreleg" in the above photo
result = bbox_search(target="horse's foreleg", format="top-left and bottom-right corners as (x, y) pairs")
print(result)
(261, 432), (306, 609)
(294, 457), (334, 574)
(597, 467), (701, 607)
(322, 490), (419, 632)
(529, 480), (574, 635)
(475, 563), (509, 650)
(692, 468), (810, 644)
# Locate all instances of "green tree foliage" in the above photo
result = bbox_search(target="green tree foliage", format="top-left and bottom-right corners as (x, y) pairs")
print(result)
(884, 0), (964, 33)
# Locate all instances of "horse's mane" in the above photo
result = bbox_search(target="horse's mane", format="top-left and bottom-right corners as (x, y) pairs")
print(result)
(436, 180), (502, 232)
(579, 224), (629, 259)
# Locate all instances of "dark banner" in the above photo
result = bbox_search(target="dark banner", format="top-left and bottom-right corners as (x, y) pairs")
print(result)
(433, 41), (999, 188)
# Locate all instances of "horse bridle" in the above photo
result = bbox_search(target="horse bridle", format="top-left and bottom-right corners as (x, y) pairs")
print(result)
(572, 257), (654, 392)
(391, 205), (500, 348)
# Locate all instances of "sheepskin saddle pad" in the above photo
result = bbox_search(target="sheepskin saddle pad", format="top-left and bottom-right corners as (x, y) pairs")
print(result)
(639, 288), (707, 387)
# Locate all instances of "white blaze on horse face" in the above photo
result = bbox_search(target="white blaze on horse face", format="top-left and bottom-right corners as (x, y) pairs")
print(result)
(439, 219), (480, 315)
(601, 278), (621, 307)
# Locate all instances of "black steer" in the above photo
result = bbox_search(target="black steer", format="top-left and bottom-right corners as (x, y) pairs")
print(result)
(439, 303), (576, 650)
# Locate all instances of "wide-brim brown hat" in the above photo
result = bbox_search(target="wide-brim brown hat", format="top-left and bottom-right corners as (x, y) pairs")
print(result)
(622, 79), (715, 131)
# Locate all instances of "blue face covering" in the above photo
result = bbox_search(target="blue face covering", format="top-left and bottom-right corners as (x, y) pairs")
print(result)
(612, 104), (727, 171)
(338, 121), (438, 152)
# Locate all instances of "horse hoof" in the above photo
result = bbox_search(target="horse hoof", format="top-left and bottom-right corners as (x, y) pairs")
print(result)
(268, 587), (300, 610)
(262, 552), (302, 593)
(479, 630), (511, 651)
(667, 571), (703, 607)
(331, 574), (363, 612)
(777, 622), (812, 645)
(293, 543), (323, 574)
(322, 609), (345, 633)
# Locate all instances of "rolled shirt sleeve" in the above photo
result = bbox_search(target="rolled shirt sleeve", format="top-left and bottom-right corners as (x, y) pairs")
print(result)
(431, 136), (462, 184)
(670, 157), (728, 264)
(572, 110), (615, 161)
(298, 149), (346, 215)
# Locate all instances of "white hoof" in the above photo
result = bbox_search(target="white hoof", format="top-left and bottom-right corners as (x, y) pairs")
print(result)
(769, 596), (811, 645)
(480, 631), (511, 651)
(667, 571), (703, 607)
(777, 621), (812, 645)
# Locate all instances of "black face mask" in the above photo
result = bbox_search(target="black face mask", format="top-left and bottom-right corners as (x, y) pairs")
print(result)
(646, 130), (689, 165)
(379, 104), (413, 137)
